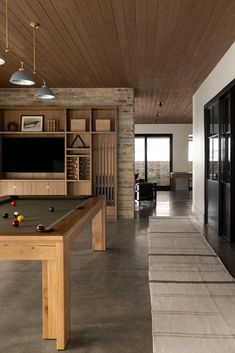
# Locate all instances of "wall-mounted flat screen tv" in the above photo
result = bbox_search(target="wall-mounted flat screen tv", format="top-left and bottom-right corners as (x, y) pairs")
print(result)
(2, 137), (64, 173)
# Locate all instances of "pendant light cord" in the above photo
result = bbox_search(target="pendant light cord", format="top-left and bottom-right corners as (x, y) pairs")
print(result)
(5, 0), (9, 51)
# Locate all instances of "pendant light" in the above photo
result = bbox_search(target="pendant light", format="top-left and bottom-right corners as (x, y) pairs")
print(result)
(30, 22), (56, 99)
(35, 80), (55, 99)
(10, 61), (35, 86)
(1, 3), (55, 96)
(0, 50), (5, 65)
(7, 0), (35, 86)
(0, 0), (7, 65)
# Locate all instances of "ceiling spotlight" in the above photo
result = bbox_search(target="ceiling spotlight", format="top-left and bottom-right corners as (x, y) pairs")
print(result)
(154, 112), (159, 120)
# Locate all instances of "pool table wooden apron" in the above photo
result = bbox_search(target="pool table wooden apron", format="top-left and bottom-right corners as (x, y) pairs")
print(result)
(0, 196), (106, 350)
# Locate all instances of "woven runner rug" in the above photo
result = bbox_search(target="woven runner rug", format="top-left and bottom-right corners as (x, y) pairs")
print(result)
(148, 216), (235, 353)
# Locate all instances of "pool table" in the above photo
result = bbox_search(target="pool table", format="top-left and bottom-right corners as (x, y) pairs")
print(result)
(0, 195), (106, 350)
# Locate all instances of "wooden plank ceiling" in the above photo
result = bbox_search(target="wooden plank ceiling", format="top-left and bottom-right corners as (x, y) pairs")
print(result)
(0, 0), (235, 123)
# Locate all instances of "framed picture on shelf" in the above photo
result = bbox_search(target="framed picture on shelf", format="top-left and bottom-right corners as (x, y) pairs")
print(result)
(21, 115), (44, 132)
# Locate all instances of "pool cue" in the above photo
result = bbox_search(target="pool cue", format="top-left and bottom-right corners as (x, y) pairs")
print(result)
(110, 142), (113, 205)
(93, 143), (97, 194)
(101, 143), (104, 195)
(98, 143), (101, 195)
(96, 142), (99, 195)
(99, 143), (102, 195)
(103, 142), (105, 197)
(100, 142), (103, 195)
(104, 142), (108, 203)
(109, 142), (111, 204)
(107, 142), (110, 205)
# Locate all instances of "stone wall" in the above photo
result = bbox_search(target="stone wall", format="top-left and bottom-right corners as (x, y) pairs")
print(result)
(0, 88), (135, 218)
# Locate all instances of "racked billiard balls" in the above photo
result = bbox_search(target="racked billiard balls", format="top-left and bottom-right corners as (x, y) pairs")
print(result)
(17, 215), (24, 222)
(12, 220), (19, 227)
(14, 211), (20, 218)
(2, 212), (9, 219)
(11, 201), (16, 207)
(49, 206), (54, 213)
(36, 224), (45, 232)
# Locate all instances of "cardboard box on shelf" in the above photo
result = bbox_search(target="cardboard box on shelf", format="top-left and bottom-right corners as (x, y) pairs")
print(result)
(95, 119), (110, 131)
(70, 119), (86, 131)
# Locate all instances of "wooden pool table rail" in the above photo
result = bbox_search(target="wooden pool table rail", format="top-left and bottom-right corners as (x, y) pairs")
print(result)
(0, 196), (106, 350)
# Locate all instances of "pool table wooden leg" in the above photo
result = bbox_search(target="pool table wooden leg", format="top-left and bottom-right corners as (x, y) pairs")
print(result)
(92, 198), (106, 251)
(42, 241), (70, 350)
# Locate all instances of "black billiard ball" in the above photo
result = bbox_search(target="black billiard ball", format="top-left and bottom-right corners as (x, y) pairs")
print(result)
(12, 220), (19, 227)
(49, 206), (54, 213)
(11, 201), (16, 207)
(36, 224), (45, 232)
(2, 212), (9, 219)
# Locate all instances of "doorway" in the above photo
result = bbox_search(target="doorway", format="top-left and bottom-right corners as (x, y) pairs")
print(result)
(135, 134), (172, 189)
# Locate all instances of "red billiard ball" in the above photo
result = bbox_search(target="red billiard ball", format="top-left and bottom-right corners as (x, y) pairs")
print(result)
(36, 224), (45, 232)
(12, 220), (19, 227)
(11, 201), (16, 207)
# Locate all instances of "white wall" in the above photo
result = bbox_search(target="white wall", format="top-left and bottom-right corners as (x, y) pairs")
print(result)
(193, 42), (235, 221)
(135, 124), (192, 172)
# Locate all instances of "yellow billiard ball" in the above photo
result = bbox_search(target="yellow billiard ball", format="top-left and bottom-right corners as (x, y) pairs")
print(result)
(17, 215), (24, 222)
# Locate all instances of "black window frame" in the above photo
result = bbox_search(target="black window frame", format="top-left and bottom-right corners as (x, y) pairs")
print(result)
(135, 134), (173, 187)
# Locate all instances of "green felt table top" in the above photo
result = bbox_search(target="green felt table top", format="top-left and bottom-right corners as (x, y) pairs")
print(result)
(0, 196), (91, 233)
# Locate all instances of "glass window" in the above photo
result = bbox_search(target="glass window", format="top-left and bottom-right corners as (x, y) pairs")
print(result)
(147, 137), (170, 185)
(135, 135), (172, 186)
(135, 138), (145, 181)
(147, 138), (170, 162)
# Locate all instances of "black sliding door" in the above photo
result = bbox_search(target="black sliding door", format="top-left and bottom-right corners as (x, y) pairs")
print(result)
(205, 102), (219, 232)
(220, 92), (231, 239)
(205, 80), (235, 241)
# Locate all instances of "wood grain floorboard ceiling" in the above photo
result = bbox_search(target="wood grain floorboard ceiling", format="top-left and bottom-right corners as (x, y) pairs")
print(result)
(0, 0), (235, 123)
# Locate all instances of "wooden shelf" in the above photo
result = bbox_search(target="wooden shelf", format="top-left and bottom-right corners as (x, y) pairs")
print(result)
(67, 180), (89, 182)
(91, 131), (116, 134)
(0, 131), (65, 135)
(66, 147), (90, 150)
(66, 131), (90, 134)
(0, 105), (117, 218)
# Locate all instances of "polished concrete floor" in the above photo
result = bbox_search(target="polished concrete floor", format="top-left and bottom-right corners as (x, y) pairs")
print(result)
(1, 191), (235, 353)
(0, 218), (152, 353)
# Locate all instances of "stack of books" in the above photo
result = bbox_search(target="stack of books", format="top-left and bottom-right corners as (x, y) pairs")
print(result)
(46, 119), (60, 131)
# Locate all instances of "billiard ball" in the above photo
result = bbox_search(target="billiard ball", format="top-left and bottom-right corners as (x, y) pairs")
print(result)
(49, 206), (54, 213)
(17, 215), (24, 222)
(14, 211), (20, 217)
(2, 212), (8, 219)
(36, 224), (45, 232)
(12, 220), (19, 227)
(11, 201), (16, 207)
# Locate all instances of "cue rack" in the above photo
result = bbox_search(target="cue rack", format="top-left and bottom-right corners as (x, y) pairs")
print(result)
(92, 133), (116, 207)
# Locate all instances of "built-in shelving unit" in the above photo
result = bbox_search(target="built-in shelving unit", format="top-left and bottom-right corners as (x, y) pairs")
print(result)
(0, 106), (117, 218)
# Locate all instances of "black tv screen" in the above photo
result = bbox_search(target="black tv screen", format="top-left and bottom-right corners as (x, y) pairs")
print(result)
(2, 137), (64, 173)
